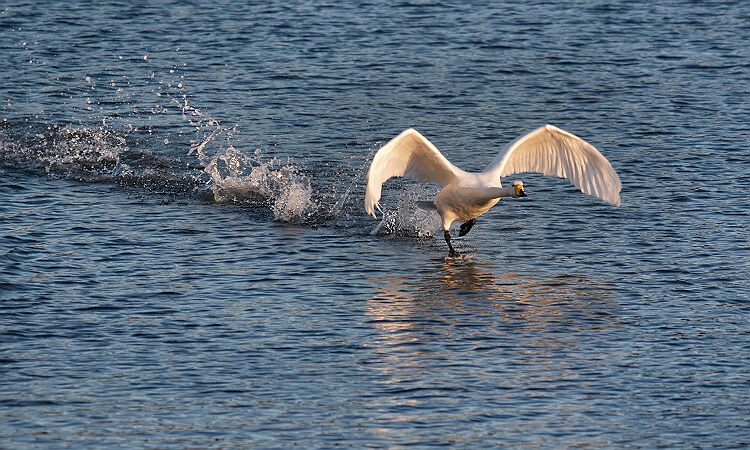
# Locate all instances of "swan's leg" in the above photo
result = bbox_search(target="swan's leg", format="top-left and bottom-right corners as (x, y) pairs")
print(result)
(444, 230), (460, 257)
(458, 218), (476, 237)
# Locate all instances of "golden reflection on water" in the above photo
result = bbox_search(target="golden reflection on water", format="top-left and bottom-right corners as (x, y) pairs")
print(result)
(367, 258), (616, 329)
(365, 257), (619, 370)
(363, 259), (619, 444)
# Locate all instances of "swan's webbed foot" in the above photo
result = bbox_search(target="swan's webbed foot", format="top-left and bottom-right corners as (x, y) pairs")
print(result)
(458, 218), (476, 237)
(444, 230), (460, 257)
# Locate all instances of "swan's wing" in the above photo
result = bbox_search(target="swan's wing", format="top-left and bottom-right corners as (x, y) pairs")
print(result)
(483, 125), (621, 206)
(365, 128), (462, 218)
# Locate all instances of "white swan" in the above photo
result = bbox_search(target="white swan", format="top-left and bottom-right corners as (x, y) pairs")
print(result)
(365, 125), (621, 256)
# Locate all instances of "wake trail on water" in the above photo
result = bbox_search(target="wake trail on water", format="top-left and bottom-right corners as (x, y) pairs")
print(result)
(0, 115), (442, 239)
(0, 74), (441, 239)
(0, 115), (330, 225)
(184, 110), (441, 237)
(168, 99), (442, 236)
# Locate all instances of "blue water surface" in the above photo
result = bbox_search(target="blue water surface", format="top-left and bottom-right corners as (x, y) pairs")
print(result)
(1, 1), (749, 447)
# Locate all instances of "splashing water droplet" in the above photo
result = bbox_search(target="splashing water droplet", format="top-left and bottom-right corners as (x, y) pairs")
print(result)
(370, 185), (441, 238)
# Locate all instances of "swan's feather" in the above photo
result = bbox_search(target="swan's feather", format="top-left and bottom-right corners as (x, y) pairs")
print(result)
(365, 128), (463, 218)
(483, 125), (621, 206)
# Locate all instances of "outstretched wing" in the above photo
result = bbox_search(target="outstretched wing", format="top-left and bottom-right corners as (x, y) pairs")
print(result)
(483, 125), (621, 206)
(365, 128), (463, 218)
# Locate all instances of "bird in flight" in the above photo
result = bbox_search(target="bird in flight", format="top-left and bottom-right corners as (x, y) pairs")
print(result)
(365, 125), (621, 257)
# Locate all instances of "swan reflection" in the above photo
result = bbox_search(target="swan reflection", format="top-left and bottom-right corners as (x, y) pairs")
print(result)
(362, 260), (619, 444)
(365, 259), (618, 357)
(369, 259), (615, 316)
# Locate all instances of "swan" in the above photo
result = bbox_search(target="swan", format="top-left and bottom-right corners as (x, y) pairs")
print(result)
(365, 125), (621, 257)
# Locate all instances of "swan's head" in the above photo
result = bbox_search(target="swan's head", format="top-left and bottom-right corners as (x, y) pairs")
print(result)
(512, 180), (527, 198)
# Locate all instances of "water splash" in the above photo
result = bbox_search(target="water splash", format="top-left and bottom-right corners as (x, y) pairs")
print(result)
(271, 168), (316, 223)
(202, 145), (317, 223)
(326, 159), (369, 220)
(175, 96), (223, 163)
(0, 123), (124, 179)
(203, 146), (271, 203)
(0, 120), (199, 194)
(370, 185), (441, 238)
(0, 41), (354, 225)
(0, 69), (342, 226)
(175, 99), (319, 223)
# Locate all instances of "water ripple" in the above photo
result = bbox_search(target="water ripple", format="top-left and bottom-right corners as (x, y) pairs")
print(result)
(2, 0), (750, 447)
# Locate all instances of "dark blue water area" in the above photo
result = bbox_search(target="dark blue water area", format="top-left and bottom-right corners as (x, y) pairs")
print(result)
(2, 0), (750, 447)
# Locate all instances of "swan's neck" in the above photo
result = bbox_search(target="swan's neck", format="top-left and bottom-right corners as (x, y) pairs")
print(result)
(473, 185), (516, 201)
(473, 185), (515, 201)
(497, 185), (516, 198)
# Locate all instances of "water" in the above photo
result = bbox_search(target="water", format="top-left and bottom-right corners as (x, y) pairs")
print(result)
(2, 1), (749, 447)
